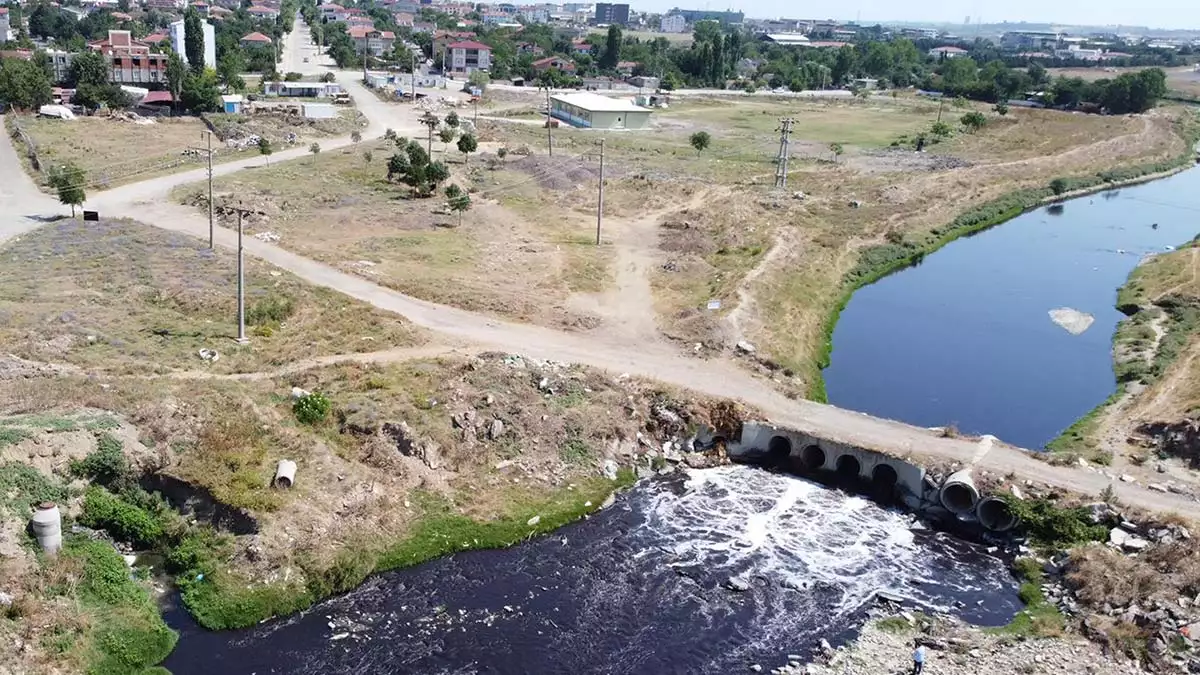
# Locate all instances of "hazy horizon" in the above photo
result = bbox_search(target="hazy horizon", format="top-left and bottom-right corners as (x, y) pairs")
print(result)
(634, 0), (1199, 32)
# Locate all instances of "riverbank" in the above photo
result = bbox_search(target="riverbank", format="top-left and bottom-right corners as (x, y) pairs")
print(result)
(810, 110), (1200, 402)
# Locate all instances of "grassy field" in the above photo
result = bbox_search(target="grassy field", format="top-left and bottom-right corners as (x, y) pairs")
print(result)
(1048, 65), (1200, 99)
(0, 218), (423, 375)
(171, 139), (616, 329)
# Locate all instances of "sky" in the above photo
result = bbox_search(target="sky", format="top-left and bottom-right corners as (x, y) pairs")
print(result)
(639, 0), (1200, 30)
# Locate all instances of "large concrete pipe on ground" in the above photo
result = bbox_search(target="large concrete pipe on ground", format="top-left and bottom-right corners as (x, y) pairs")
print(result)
(939, 470), (980, 515)
(872, 464), (899, 489)
(976, 496), (1018, 532)
(30, 502), (62, 555)
(274, 460), (297, 489)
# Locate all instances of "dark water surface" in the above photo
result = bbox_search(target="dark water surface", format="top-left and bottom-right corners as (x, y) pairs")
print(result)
(824, 168), (1200, 449)
(164, 467), (1020, 674)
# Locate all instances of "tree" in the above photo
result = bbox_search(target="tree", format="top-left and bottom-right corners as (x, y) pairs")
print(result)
(386, 139), (449, 196)
(217, 52), (245, 93)
(166, 50), (186, 110)
(930, 120), (952, 137)
(351, 130), (362, 145)
(363, 150), (373, 164)
(258, 137), (272, 165)
(48, 163), (87, 217)
(960, 111), (987, 132)
(0, 58), (53, 111)
(599, 24), (621, 70)
(180, 69), (220, 113)
(445, 110), (460, 129)
(689, 130), (711, 156)
(438, 127), (456, 157)
(444, 184), (471, 227)
(309, 142), (321, 163)
(467, 70), (490, 90)
(829, 142), (844, 163)
(456, 133), (477, 166)
(497, 147), (508, 163)
(993, 101), (1009, 116)
(419, 111), (439, 156)
(184, 7), (205, 74)
(1050, 178), (1069, 196)
(69, 49), (108, 88)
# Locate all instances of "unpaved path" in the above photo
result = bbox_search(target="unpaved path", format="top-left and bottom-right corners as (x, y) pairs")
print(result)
(1, 72), (1197, 516)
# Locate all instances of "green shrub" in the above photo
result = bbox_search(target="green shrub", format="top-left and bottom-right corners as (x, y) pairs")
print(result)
(71, 434), (130, 487)
(1002, 496), (1107, 548)
(80, 487), (163, 548)
(1050, 178), (1069, 195)
(0, 426), (32, 448)
(0, 461), (69, 516)
(293, 392), (331, 425)
(246, 294), (295, 326)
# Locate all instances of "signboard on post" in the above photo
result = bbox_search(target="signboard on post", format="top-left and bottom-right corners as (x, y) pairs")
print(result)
(82, 211), (99, 222)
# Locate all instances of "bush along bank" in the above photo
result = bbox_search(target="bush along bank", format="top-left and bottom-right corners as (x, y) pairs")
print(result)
(167, 470), (637, 631)
(807, 112), (1200, 402)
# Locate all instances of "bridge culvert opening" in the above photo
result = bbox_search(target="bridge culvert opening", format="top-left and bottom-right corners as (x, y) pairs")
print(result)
(940, 483), (979, 515)
(767, 436), (792, 466)
(797, 445), (826, 472)
(834, 455), (861, 479)
(977, 497), (1018, 532)
(871, 464), (899, 488)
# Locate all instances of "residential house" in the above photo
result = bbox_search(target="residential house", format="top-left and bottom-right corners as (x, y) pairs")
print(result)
(615, 60), (637, 75)
(0, 8), (10, 42)
(532, 56), (575, 72)
(143, 33), (170, 46)
(89, 30), (169, 85)
(318, 3), (344, 21)
(345, 16), (375, 28)
(190, 1), (209, 15)
(446, 40), (491, 74)
(246, 4), (279, 19)
(393, 12), (414, 27)
(516, 41), (544, 56)
(928, 45), (967, 59)
(240, 31), (273, 48)
(570, 39), (591, 55)
(111, 11), (133, 21)
(412, 21), (436, 33)
(44, 49), (75, 84)
(209, 6), (234, 19)
(434, 30), (476, 57)
(390, 1), (420, 13)
(169, 18), (215, 68)
(349, 26), (396, 56)
(659, 13), (685, 33)
(144, 0), (182, 11)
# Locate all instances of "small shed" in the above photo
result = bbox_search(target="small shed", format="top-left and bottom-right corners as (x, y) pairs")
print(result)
(302, 102), (337, 119)
(549, 92), (652, 130)
(221, 94), (244, 114)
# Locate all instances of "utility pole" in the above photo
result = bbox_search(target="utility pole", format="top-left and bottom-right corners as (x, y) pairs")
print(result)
(774, 117), (794, 189)
(411, 51), (417, 103)
(226, 207), (255, 345)
(473, 96), (478, 126)
(543, 85), (553, 156)
(936, 97), (945, 123)
(595, 138), (604, 245)
(190, 131), (216, 249)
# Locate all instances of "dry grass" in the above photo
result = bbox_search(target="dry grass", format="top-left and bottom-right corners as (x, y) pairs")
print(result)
(1049, 66), (1200, 98)
(0, 218), (423, 375)
(15, 114), (250, 191)
(172, 141), (618, 329)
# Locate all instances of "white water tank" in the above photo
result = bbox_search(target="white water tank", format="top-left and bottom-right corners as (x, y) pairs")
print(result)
(30, 502), (62, 555)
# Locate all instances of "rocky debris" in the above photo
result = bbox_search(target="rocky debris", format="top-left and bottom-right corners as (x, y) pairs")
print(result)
(1048, 307), (1096, 335)
(198, 348), (220, 362)
(736, 341), (757, 355)
(338, 402), (380, 436)
(602, 459), (619, 481)
(253, 231), (281, 243)
(291, 386), (311, 400)
(1137, 419), (1200, 470)
(0, 354), (81, 380)
(1109, 527), (1150, 552)
(488, 419), (505, 440)
(726, 576), (751, 592)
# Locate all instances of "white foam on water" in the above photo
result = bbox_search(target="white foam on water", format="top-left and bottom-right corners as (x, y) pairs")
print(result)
(643, 465), (970, 612)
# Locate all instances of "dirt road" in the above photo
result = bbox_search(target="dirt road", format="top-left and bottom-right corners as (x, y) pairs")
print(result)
(0, 30), (1195, 516)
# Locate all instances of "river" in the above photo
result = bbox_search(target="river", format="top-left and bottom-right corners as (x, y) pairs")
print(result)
(824, 168), (1200, 449)
(163, 466), (1020, 674)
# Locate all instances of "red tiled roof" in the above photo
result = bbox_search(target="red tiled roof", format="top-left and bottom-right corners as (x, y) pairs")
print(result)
(143, 33), (169, 43)
(141, 91), (175, 104)
(112, 11), (132, 20)
(348, 26), (395, 39)
(0, 49), (33, 60)
(241, 31), (273, 43)
(318, 3), (343, 8)
(0, 8), (8, 13)
(448, 40), (490, 50)
(932, 45), (967, 52)
(532, 56), (572, 68)
(247, 5), (277, 12)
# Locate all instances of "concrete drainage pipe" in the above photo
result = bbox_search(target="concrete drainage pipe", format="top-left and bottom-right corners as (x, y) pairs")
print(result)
(798, 445), (826, 472)
(274, 459), (297, 489)
(835, 454), (862, 479)
(976, 496), (1018, 532)
(939, 470), (980, 515)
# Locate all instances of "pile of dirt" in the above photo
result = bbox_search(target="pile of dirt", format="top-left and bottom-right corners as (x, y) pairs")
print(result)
(508, 154), (611, 191)
(852, 148), (973, 174)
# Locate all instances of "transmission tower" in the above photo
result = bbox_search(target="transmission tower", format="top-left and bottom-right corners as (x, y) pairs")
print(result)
(774, 118), (795, 189)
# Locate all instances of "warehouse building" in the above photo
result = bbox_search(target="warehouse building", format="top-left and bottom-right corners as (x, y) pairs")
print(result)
(549, 92), (652, 130)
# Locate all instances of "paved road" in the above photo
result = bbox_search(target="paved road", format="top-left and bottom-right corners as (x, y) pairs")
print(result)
(1, 28), (1195, 516)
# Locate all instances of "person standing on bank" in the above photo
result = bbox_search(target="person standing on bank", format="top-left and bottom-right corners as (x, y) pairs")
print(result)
(911, 641), (927, 674)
